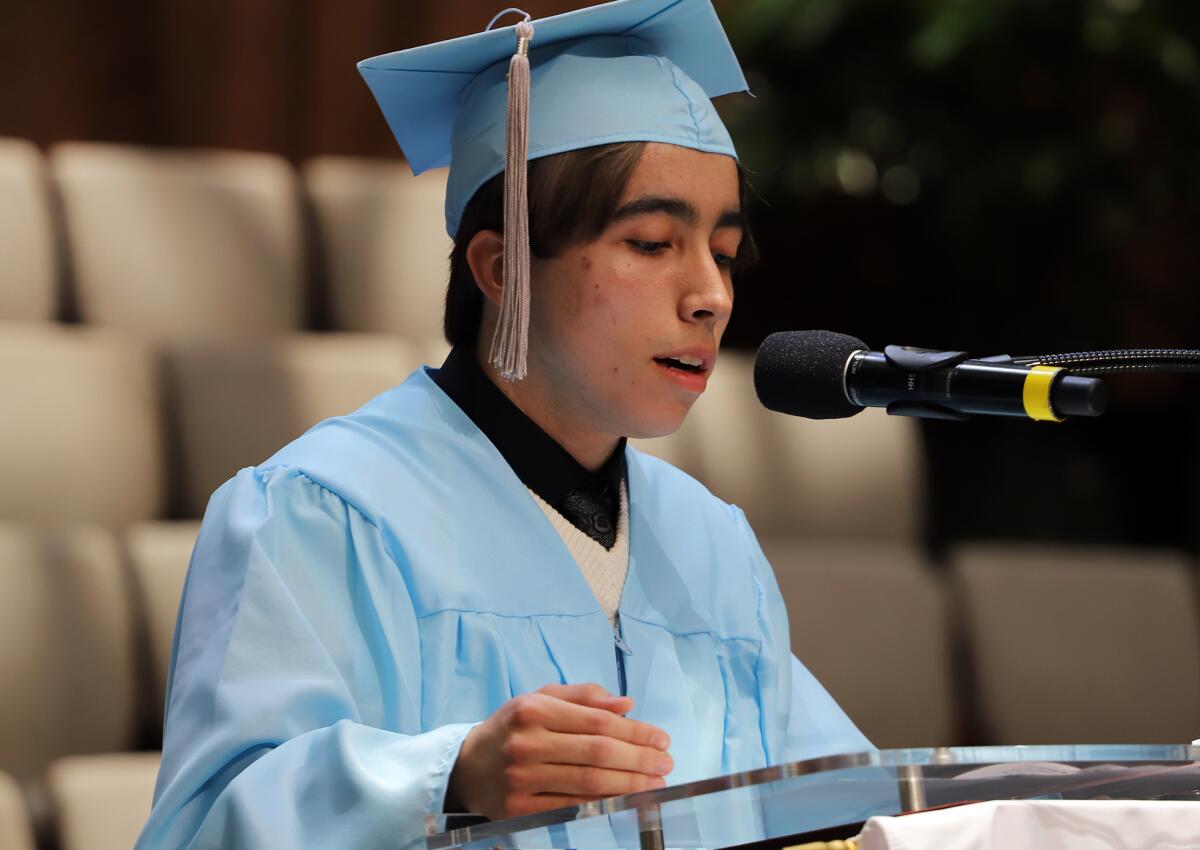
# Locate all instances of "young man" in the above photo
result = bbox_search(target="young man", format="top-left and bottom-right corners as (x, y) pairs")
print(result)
(138, 2), (870, 848)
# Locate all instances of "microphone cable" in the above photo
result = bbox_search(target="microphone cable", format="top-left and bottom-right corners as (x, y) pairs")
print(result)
(1011, 348), (1200, 375)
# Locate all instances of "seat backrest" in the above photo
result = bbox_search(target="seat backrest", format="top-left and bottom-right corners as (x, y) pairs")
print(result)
(305, 156), (452, 338)
(0, 525), (138, 782)
(47, 752), (160, 850)
(0, 768), (35, 850)
(0, 138), (57, 321)
(686, 352), (922, 539)
(170, 332), (426, 516)
(51, 142), (303, 345)
(952, 543), (1200, 744)
(0, 323), (164, 524)
(763, 538), (957, 748)
(422, 336), (452, 373)
(628, 431), (702, 477)
(125, 521), (201, 738)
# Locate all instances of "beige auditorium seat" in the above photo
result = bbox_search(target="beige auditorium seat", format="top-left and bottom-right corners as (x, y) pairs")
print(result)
(126, 521), (201, 734)
(0, 768), (35, 850)
(51, 143), (303, 345)
(628, 403), (703, 476)
(686, 352), (922, 539)
(952, 543), (1200, 745)
(0, 525), (138, 783)
(0, 323), (165, 524)
(0, 138), (57, 321)
(48, 752), (160, 850)
(421, 334), (452, 370)
(628, 431), (701, 475)
(171, 333), (426, 516)
(763, 539), (956, 748)
(305, 156), (452, 337)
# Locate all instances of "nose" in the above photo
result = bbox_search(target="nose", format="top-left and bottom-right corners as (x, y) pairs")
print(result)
(678, 251), (734, 326)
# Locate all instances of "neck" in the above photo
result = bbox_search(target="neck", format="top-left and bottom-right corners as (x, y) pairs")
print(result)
(473, 339), (620, 472)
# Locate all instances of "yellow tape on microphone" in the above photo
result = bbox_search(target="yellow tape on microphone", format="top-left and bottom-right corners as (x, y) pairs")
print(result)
(1022, 365), (1064, 422)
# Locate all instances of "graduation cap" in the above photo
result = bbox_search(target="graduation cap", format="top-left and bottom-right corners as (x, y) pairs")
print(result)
(358, 0), (748, 381)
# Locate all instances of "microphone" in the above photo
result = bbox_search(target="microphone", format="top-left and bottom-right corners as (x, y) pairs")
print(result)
(754, 330), (1109, 422)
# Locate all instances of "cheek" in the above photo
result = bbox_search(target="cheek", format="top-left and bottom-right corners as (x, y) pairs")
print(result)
(577, 254), (621, 314)
(571, 260), (632, 329)
(540, 251), (668, 379)
(584, 255), (663, 321)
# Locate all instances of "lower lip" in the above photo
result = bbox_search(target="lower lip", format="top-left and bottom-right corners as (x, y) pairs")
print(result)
(654, 360), (709, 393)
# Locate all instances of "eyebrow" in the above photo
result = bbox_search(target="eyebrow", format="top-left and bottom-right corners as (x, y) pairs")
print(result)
(612, 195), (744, 232)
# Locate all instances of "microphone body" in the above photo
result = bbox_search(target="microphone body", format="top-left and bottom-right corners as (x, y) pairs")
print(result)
(755, 331), (1108, 422)
(846, 351), (1091, 420)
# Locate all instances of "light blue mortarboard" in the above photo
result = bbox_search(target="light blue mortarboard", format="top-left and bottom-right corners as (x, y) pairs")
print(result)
(358, 0), (748, 380)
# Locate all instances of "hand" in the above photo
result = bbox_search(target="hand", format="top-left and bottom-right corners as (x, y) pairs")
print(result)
(445, 683), (673, 819)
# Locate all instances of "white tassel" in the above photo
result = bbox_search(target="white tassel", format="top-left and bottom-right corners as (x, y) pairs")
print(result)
(489, 18), (534, 382)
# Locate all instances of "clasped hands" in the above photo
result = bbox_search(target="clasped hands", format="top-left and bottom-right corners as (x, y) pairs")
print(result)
(446, 683), (673, 819)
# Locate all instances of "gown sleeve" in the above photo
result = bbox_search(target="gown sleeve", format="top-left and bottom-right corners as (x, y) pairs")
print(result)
(732, 508), (875, 763)
(136, 466), (476, 850)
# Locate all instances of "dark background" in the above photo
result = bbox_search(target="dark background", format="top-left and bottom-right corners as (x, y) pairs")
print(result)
(6, 0), (1197, 555)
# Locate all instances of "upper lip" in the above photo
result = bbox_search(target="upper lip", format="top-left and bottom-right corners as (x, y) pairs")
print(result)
(654, 347), (717, 373)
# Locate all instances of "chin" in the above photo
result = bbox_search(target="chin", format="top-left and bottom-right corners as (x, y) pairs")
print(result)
(622, 399), (693, 440)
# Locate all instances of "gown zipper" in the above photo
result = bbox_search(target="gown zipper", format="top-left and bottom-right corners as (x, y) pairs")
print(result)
(613, 616), (632, 697)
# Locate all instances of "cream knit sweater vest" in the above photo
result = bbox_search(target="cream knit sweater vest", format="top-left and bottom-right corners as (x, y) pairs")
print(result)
(529, 483), (629, 626)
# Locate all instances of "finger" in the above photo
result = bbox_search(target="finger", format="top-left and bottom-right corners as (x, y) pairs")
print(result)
(539, 699), (671, 750)
(538, 731), (674, 776)
(526, 763), (668, 798)
(537, 683), (633, 714)
(505, 793), (606, 818)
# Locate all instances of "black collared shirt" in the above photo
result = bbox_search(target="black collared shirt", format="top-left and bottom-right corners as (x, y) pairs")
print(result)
(431, 346), (626, 548)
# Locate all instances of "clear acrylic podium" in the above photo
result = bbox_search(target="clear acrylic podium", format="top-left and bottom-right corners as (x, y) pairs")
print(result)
(425, 745), (1200, 850)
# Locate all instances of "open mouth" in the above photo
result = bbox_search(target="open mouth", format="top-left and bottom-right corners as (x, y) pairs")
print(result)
(654, 355), (706, 374)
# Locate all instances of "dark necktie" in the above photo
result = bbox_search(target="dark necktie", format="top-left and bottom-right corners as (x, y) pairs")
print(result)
(559, 487), (617, 549)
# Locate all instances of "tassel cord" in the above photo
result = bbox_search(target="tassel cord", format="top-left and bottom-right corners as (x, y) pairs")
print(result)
(489, 18), (534, 381)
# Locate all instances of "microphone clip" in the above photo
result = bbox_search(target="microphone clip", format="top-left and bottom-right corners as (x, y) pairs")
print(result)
(882, 345), (970, 372)
(881, 346), (980, 421)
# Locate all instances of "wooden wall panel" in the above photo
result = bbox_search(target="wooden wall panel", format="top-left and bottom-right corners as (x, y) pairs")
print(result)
(0, 0), (595, 160)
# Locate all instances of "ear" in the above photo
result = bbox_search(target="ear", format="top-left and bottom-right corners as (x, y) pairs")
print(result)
(466, 229), (505, 307)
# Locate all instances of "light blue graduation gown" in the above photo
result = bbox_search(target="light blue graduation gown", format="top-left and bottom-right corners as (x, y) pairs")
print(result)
(137, 367), (871, 850)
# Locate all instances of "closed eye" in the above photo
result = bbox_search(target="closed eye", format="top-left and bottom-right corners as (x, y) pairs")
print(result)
(626, 240), (671, 254)
(713, 253), (735, 268)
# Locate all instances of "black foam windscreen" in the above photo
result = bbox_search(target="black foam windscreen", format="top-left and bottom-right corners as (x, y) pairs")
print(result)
(753, 330), (868, 419)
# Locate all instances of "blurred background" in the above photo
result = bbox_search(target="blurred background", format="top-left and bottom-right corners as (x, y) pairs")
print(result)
(2, 1), (1199, 849)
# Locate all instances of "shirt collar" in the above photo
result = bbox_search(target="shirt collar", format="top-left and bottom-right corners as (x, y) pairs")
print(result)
(431, 346), (627, 508)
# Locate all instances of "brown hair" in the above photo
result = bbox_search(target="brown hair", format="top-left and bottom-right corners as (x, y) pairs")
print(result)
(443, 142), (757, 347)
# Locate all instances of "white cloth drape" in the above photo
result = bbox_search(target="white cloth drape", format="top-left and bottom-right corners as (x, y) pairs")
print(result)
(857, 800), (1200, 850)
